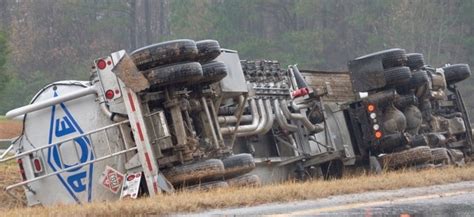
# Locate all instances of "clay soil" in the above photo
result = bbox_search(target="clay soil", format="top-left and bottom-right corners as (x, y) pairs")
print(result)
(0, 119), (22, 139)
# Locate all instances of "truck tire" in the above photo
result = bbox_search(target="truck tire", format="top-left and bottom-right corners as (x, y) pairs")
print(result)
(195, 40), (221, 63)
(144, 62), (203, 87)
(222, 153), (256, 179)
(380, 146), (432, 169)
(353, 48), (407, 69)
(195, 61), (228, 85)
(447, 149), (465, 166)
(164, 159), (225, 185)
(406, 53), (425, 70)
(131, 39), (198, 71)
(226, 174), (261, 188)
(431, 148), (450, 165)
(442, 64), (471, 85)
(397, 70), (429, 93)
(384, 66), (412, 87)
(186, 181), (229, 191)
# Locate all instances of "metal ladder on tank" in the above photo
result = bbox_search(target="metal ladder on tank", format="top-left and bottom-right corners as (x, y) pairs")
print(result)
(0, 118), (138, 204)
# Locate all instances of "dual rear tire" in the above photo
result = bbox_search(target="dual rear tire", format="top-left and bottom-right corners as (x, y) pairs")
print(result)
(130, 39), (227, 88)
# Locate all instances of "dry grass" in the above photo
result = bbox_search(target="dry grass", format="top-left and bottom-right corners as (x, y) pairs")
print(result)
(0, 119), (22, 139)
(0, 157), (25, 209)
(2, 165), (474, 217)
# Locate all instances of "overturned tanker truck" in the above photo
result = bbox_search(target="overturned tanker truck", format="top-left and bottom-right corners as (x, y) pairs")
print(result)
(0, 38), (471, 206)
(1, 39), (262, 206)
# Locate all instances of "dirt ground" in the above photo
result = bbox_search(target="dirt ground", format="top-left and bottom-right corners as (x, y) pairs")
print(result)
(0, 119), (22, 139)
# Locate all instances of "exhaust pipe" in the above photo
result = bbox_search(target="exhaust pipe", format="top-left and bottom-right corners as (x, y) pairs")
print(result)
(280, 99), (324, 133)
(220, 99), (261, 135)
(274, 99), (297, 132)
(218, 115), (253, 125)
(236, 99), (268, 137)
(260, 99), (275, 135)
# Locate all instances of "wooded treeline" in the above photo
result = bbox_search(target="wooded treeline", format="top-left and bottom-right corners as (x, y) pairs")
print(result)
(0, 0), (473, 114)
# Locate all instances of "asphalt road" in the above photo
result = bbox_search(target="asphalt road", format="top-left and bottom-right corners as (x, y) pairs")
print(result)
(182, 181), (474, 217)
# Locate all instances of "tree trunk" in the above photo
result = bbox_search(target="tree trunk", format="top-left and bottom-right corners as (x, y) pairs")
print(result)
(129, 0), (137, 50)
(144, 0), (152, 44)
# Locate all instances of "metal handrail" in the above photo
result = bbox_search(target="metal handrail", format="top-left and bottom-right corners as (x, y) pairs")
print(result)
(5, 86), (98, 119)
(0, 144), (13, 159)
(6, 146), (138, 204)
(0, 120), (130, 163)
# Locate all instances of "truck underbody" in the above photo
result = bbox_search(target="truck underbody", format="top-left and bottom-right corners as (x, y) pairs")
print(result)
(0, 40), (471, 206)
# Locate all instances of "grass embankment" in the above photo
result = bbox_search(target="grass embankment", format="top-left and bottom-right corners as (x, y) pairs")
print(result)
(2, 165), (474, 216)
(0, 117), (22, 140)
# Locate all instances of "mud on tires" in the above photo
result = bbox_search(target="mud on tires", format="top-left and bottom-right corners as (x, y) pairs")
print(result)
(431, 148), (450, 165)
(144, 62), (203, 87)
(442, 64), (471, 85)
(379, 146), (433, 169)
(222, 153), (256, 179)
(195, 40), (222, 63)
(131, 39), (198, 71)
(447, 149), (465, 166)
(195, 61), (228, 85)
(186, 181), (229, 191)
(226, 174), (261, 188)
(384, 66), (412, 88)
(164, 159), (225, 185)
(397, 70), (429, 93)
(406, 53), (425, 70)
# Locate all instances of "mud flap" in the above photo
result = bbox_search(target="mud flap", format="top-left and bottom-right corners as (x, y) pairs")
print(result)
(369, 156), (382, 174)
(156, 172), (174, 193)
(112, 53), (150, 92)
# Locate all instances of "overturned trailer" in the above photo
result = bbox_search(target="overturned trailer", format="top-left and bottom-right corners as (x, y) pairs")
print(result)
(0, 40), (471, 207)
(0, 40), (261, 206)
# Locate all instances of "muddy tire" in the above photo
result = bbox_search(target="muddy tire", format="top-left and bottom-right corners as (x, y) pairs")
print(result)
(164, 159), (225, 185)
(195, 40), (221, 63)
(186, 181), (229, 191)
(195, 61), (228, 85)
(380, 146), (432, 169)
(442, 64), (471, 85)
(144, 62), (203, 87)
(353, 48), (407, 69)
(397, 71), (429, 94)
(226, 174), (261, 188)
(431, 148), (450, 164)
(131, 39), (198, 71)
(447, 149), (465, 166)
(406, 53), (425, 70)
(222, 153), (256, 179)
(384, 66), (412, 87)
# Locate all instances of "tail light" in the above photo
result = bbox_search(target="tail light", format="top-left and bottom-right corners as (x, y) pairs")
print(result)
(367, 102), (382, 140)
(97, 59), (107, 70)
(375, 131), (383, 139)
(105, 89), (115, 100)
(367, 103), (376, 112)
(17, 159), (27, 181)
(32, 157), (44, 174)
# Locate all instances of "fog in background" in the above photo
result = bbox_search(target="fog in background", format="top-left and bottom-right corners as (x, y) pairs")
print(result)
(0, 0), (472, 115)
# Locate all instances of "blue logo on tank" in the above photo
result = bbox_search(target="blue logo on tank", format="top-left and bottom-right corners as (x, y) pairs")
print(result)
(47, 91), (94, 203)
